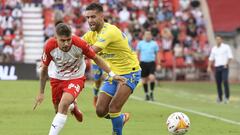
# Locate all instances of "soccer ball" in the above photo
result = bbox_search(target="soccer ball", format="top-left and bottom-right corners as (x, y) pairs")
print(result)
(166, 112), (190, 135)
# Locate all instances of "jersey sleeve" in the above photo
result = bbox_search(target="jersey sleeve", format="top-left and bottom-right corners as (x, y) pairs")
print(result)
(73, 36), (96, 59)
(227, 45), (233, 59)
(94, 29), (112, 49)
(208, 48), (215, 61)
(41, 40), (53, 66)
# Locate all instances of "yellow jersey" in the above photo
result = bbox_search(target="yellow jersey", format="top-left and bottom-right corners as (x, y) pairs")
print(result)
(82, 23), (140, 75)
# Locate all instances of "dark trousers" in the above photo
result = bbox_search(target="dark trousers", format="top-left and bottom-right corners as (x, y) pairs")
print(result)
(215, 66), (230, 101)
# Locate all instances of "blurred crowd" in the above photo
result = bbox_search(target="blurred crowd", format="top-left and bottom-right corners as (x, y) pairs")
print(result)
(0, 0), (210, 76)
(41, 0), (210, 78)
(0, 0), (24, 63)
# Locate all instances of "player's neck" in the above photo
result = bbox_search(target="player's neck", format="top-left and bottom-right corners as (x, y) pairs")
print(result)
(217, 43), (222, 47)
(96, 22), (104, 33)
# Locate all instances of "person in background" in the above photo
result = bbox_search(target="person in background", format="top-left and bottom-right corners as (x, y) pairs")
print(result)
(207, 35), (233, 104)
(136, 31), (161, 101)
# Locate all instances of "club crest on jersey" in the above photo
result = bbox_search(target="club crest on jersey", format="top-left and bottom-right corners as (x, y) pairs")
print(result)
(98, 38), (105, 42)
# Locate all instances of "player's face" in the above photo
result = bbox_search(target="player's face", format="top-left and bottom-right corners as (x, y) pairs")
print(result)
(84, 10), (104, 31)
(56, 35), (72, 52)
(216, 36), (222, 46)
(144, 32), (152, 41)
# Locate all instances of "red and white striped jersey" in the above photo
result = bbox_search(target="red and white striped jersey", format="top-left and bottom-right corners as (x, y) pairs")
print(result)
(41, 35), (96, 80)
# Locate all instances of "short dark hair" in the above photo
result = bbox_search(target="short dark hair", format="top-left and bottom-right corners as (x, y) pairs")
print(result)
(55, 23), (72, 37)
(86, 3), (103, 12)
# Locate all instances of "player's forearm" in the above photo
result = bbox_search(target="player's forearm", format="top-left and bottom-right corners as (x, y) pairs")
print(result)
(156, 52), (161, 65)
(227, 58), (232, 66)
(208, 60), (212, 69)
(91, 45), (102, 53)
(39, 67), (48, 94)
(92, 55), (111, 74)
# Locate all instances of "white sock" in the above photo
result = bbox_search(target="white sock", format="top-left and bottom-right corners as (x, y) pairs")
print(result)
(48, 113), (67, 135)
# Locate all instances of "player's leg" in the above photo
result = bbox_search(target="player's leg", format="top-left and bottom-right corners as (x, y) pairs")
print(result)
(53, 103), (59, 114)
(48, 78), (84, 135)
(50, 79), (63, 114)
(222, 67), (229, 103)
(49, 92), (74, 135)
(96, 92), (112, 117)
(109, 71), (141, 135)
(149, 62), (156, 101)
(140, 62), (150, 100)
(92, 64), (103, 107)
(215, 67), (223, 103)
(93, 79), (102, 107)
(149, 74), (156, 101)
(69, 99), (83, 122)
(109, 85), (132, 135)
(142, 77), (149, 100)
(66, 79), (85, 122)
(96, 79), (116, 118)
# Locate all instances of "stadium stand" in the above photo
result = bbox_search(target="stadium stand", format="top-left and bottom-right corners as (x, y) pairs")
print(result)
(0, 0), (24, 63)
(0, 0), (212, 80)
(22, 3), (44, 63)
(207, 0), (240, 32)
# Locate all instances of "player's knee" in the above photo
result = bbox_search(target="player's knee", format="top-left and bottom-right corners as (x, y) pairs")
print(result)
(141, 78), (147, 83)
(96, 106), (107, 117)
(223, 80), (228, 83)
(149, 74), (155, 81)
(109, 103), (121, 113)
(58, 101), (70, 112)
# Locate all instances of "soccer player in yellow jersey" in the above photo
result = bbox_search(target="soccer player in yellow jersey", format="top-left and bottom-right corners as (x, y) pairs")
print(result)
(83, 3), (141, 135)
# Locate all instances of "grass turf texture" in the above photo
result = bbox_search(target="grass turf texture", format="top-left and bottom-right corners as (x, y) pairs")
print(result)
(0, 80), (239, 135)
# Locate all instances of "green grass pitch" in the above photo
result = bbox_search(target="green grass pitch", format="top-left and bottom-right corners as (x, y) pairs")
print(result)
(0, 80), (240, 135)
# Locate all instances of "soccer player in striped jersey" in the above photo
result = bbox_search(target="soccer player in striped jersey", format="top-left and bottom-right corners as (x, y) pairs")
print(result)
(34, 23), (126, 135)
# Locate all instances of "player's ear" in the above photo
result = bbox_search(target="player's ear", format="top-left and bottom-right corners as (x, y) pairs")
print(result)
(100, 12), (104, 19)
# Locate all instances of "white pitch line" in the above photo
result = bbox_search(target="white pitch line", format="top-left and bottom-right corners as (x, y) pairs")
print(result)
(130, 96), (240, 126)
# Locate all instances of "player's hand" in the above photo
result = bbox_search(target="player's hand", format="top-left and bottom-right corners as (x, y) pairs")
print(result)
(113, 75), (127, 84)
(156, 64), (161, 71)
(33, 93), (44, 110)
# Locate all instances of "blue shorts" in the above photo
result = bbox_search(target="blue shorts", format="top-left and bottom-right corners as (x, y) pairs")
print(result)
(91, 64), (103, 81)
(100, 70), (141, 97)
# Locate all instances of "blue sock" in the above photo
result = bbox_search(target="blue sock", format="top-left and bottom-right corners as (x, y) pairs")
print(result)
(93, 87), (99, 96)
(110, 113), (124, 135)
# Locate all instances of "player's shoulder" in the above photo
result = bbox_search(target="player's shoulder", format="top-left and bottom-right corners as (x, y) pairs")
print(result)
(103, 23), (119, 33)
(72, 35), (86, 42)
(72, 35), (88, 48)
(212, 45), (217, 50)
(138, 40), (145, 44)
(152, 41), (159, 47)
(152, 40), (158, 44)
(83, 31), (94, 37)
(222, 43), (230, 48)
(44, 37), (58, 52)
